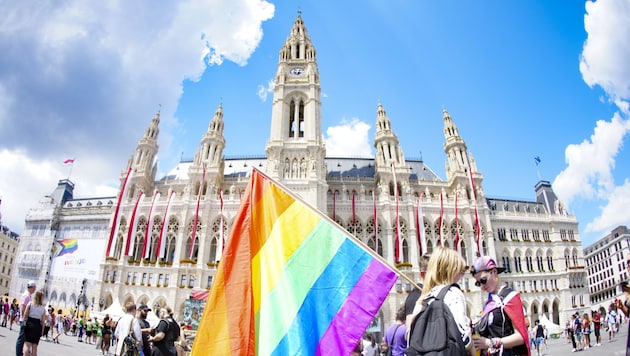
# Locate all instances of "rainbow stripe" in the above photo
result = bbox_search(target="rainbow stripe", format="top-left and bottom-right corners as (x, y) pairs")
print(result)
(191, 169), (397, 356)
(57, 238), (78, 257)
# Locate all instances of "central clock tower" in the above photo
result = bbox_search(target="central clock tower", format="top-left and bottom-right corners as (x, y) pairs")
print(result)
(265, 12), (328, 210)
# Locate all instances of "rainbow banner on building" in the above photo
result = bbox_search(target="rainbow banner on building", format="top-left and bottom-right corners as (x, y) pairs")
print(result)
(191, 169), (397, 356)
(53, 238), (78, 257)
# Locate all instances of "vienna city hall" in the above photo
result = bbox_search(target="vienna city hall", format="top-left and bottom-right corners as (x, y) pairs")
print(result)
(11, 13), (587, 334)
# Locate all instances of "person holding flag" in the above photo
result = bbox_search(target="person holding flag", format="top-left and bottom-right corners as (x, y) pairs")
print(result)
(471, 256), (529, 356)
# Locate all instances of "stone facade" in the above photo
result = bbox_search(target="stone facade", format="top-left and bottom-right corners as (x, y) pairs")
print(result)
(584, 225), (630, 313)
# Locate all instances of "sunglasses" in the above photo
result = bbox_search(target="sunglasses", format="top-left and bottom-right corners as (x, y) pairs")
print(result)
(475, 277), (488, 287)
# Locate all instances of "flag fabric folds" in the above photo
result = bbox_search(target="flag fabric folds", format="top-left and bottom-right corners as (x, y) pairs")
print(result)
(191, 169), (397, 356)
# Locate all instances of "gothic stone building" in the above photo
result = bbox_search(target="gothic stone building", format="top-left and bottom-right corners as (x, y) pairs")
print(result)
(11, 14), (587, 330)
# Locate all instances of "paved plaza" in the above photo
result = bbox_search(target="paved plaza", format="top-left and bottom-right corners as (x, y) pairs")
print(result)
(0, 322), (628, 355)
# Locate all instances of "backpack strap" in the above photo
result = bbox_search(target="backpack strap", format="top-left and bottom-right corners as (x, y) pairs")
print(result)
(388, 324), (402, 346)
(434, 283), (460, 301)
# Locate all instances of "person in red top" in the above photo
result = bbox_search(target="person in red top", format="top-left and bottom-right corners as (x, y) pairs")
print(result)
(592, 311), (602, 347)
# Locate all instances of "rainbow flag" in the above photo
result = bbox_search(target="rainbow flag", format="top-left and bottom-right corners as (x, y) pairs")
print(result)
(191, 169), (397, 356)
(53, 238), (78, 257)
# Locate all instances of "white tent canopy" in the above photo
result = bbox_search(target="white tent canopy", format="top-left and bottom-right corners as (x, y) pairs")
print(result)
(92, 298), (125, 321)
(539, 315), (563, 334)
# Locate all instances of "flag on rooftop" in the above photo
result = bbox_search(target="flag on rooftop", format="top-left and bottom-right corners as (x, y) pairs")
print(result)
(191, 168), (398, 356)
(534, 156), (541, 166)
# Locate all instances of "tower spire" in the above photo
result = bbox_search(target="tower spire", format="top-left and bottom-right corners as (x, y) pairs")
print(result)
(265, 12), (327, 211)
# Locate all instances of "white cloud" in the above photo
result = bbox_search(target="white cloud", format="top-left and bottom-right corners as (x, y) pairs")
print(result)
(553, 113), (630, 206)
(257, 79), (275, 102)
(325, 119), (373, 158)
(580, 0), (630, 101)
(554, 0), (630, 239)
(0, 1), (274, 232)
(585, 179), (630, 233)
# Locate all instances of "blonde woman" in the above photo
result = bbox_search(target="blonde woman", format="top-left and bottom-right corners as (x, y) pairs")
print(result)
(407, 246), (472, 355)
(23, 290), (47, 356)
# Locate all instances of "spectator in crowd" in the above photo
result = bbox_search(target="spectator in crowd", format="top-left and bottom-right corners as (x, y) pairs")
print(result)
(16, 280), (36, 356)
(471, 256), (529, 356)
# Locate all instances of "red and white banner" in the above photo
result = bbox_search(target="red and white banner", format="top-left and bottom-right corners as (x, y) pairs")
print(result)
(125, 191), (144, 256)
(373, 190), (378, 252)
(219, 189), (225, 252)
(439, 191), (444, 247)
(142, 190), (161, 259)
(156, 190), (175, 259)
(189, 166), (206, 260)
(416, 193), (427, 256)
(467, 153), (482, 256)
(391, 163), (401, 262)
(454, 191), (460, 253)
(106, 167), (132, 257)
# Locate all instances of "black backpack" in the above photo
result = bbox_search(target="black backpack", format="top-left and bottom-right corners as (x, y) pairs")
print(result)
(406, 284), (466, 356)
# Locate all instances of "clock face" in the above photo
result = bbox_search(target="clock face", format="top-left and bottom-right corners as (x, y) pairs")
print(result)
(290, 67), (304, 76)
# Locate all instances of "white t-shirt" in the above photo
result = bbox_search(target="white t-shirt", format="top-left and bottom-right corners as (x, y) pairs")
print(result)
(114, 313), (142, 356)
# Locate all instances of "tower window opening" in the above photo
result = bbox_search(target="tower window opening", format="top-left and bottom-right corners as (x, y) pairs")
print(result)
(298, 101), (305, 138)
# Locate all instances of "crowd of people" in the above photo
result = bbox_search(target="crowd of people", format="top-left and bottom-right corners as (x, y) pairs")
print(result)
(563, 301), (628, 353)
(350, 247), (630, 356)
(351, 247), (530, 356)
(7, 280), (189, 356)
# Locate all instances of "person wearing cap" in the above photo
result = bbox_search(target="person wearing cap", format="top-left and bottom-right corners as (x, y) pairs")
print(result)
(137, 304), (153, 356)
(15, 280), (36, 356)
(470, 256), (529, 356)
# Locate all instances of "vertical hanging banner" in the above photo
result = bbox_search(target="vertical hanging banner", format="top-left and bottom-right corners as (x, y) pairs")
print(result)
(219, 189), (225, 251)
(106, 167), (132, 257)
(373, 190), (378, 252)
(156, 190), (175, 259)
(332, 190), (337, 221)
(191, 169), (398, 356)
(454, 191), (460, 253)
(391, 163), (401, 262)
(125, 191), (144, 256)
(416, 193), (426, 256)
(142, 190), (160, 259)
(439, 191), (444, 247)
(351, 191), (356, 227)
(189, 166), (206, 260)
(467, 153), (482, 256)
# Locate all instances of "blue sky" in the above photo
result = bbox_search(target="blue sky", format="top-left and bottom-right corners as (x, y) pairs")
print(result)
(0, 1), (628, 247)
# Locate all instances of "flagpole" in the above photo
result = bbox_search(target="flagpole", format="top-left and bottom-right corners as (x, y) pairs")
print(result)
(251, 168), (420, 290)
(67, 161), (74, 180)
